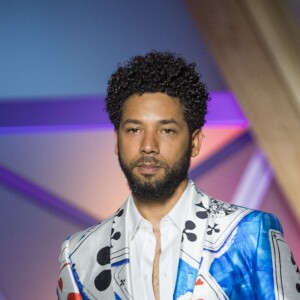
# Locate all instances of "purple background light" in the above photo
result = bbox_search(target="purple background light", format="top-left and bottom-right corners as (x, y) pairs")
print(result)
(0, 92), (248, 129)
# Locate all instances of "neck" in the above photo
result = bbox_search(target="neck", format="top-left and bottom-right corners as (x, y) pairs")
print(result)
(132, 179), (188, 229)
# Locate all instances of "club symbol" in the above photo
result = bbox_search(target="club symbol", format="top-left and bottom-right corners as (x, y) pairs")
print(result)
(182, 220), (197, 242)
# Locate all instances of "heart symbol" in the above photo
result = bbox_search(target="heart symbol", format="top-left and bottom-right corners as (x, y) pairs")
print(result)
(195, 278), (204, 286)
(58, 278), (63, 292)
(67, 292), (82, 300)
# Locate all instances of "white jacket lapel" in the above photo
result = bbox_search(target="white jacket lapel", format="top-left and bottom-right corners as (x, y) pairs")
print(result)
(181, 182), (210, 269)
(174, 182), (210, 298)
(110, 200), (134, 300)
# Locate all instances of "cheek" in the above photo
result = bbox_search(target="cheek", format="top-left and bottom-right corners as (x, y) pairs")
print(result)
(118, 139), (139, 161)
(160, 142), (189, 162)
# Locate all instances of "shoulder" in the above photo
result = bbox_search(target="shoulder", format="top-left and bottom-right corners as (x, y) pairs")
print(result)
(189, 181), (283, 234)
(241, 208), (282, 231)
(57, 211), (125, 298)
(59, 214), (114, 263)
(203, 195), (284, 252)
(190, 182), (283, 237)
(194, 183), (283, 231)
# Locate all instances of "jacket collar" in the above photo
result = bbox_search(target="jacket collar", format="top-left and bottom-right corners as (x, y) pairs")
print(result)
(128, 181), (192, 240)
(110, 180), (210, 299)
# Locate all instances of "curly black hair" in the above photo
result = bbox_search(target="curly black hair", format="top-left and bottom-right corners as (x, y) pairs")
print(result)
(105, 51), (210, 133)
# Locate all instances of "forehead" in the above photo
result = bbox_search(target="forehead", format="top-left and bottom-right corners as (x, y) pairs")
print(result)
(121, 92), (185, 122)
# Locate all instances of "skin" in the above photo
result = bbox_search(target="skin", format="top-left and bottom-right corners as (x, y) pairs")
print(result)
(114, 92), (203, 228)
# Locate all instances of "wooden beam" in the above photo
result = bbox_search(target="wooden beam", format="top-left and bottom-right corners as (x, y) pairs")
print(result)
(185, 0), (300, 222)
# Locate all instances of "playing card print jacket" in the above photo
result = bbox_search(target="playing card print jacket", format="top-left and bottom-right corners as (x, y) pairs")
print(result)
(57, 181), (300, 299)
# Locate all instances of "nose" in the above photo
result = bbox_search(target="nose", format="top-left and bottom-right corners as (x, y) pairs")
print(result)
(140, 131), (159, 155)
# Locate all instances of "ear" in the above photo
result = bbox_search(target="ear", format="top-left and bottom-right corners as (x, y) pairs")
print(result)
(114, 130), (119, 155)
(190, 129), (204, 158)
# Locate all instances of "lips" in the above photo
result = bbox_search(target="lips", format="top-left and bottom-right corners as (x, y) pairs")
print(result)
(137, 163), (160, 168)
(136, 163), (161, 174)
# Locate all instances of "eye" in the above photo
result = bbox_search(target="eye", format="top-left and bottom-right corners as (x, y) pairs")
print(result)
(126, 127), (140, 134)
(161, 128), (176, 134)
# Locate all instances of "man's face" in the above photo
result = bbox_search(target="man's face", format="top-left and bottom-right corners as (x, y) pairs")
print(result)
(115, 92), (201, 203)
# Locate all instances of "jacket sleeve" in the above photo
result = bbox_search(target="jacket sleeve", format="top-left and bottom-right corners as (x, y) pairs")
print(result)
(57, 238), (83, 300)
(254, 213), (300, 299)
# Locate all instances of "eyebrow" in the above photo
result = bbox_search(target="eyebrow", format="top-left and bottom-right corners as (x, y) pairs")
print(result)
(122, 118), (179, 126)
(122, 119), (143, 125)
(159, 119), (179, 126)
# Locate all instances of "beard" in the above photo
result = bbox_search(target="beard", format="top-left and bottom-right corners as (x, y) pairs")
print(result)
(118, 143), (192, 203)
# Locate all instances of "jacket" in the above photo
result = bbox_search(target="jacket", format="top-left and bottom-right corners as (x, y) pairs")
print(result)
(57, 181), (300, 299)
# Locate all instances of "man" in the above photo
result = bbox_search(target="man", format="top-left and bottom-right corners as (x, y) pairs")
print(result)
(57, 51), (300, 299)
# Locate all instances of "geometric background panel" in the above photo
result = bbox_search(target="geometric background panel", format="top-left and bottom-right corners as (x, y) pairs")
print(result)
(0, 130), (128, 220)
(1, 1), (299, 298)
(0, 126), (248, 221)
(0, 184), (83, 300)
(190, 126), (248, 168)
